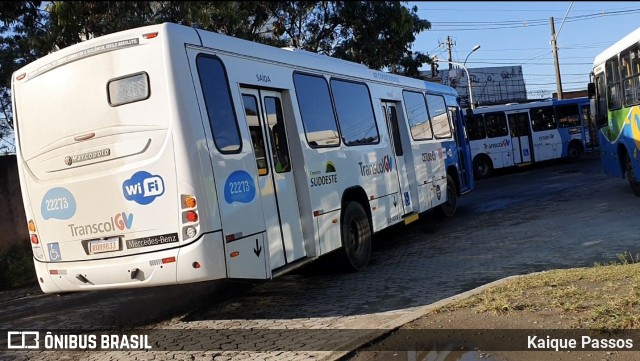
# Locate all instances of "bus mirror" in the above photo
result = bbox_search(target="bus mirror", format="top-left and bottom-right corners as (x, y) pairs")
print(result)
(587, 83), (596, 99)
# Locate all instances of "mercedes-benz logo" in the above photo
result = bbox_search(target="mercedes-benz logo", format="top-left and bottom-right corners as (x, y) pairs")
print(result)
(64, 156), (72, 166)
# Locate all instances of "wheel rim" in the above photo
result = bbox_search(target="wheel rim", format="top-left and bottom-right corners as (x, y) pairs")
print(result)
(569, 146), (578, 159)
(476, 161), (488, 177)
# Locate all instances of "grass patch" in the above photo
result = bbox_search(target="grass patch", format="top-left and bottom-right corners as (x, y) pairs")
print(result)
(0, 240), (37, 291)
(430, 258), (640, 330)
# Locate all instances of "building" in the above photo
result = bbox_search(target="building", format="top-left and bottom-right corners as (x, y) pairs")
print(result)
(422, 65), (528, 108)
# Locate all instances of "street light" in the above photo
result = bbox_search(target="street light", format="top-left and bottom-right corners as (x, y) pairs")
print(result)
(464, 45), (481, 67)
(435, 59), (476, 109)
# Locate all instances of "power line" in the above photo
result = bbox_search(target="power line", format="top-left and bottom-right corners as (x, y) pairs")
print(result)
(464, 61), (592, 65)
(425, 9), (640, 31)
(418, 5), (640, 13)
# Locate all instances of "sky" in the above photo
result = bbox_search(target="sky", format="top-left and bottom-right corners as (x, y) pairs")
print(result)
(410, 1), (640, 98)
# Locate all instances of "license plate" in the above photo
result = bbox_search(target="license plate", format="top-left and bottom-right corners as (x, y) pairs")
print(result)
(88, 237), (120, 254)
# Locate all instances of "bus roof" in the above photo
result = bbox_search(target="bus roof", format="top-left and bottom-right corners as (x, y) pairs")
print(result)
(473, 97), (589, 113)
(422, 81), (457, 97)
(593, 26), (640, 67)
(14, 23), (457, 98)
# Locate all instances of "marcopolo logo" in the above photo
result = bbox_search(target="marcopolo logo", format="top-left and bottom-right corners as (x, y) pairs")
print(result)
(122, 171), (165, 205)
(64, 148), (111, 166)
(358, 155), (394, 177)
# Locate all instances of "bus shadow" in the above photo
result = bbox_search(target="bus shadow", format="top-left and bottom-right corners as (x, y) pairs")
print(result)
(180, 210), (469, 323)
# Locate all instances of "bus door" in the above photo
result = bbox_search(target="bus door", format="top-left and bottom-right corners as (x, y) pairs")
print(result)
(382, 101), (413, 214)
(581, 103), (598, 150)
(507, 112), (532, 164)
(449, 106), (471, 191)
(240, 88), (306, 272)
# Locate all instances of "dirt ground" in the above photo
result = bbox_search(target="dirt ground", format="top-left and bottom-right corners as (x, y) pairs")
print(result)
(347, 264), (640, 361)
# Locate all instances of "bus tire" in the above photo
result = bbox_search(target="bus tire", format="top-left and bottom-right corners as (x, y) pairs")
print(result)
(625, 155), (640, 197)
(568, 142), (582, 161)
(339, 201), (371, 271)
(473, 155), (492, 179)
(436, 175), (458, 218)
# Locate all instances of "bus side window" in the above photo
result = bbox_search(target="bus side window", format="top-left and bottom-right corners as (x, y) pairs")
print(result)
(621, 49), (634, 106)
(467, 114), (486, 140)
(530, 106), (556, 131)
(605, 56), (622, 110)
(556, 104), (581, 128)
(293, 73), (340, 147)
(485, 112), (508, 138)
(628, 46), (640, 106)
(196, 55), (242, 153)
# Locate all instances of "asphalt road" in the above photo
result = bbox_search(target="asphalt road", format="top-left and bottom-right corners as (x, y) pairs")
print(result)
(2, 152), (638, 360)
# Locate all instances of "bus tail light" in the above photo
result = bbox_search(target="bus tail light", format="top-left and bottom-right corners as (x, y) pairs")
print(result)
(143, 32), (158, 39)
(185, 226), (197, 238)
(186, 211), (198, 222)
(28, 219), (40, 245)
(184, 195), (197, 208)
(182, 195), (199, 240)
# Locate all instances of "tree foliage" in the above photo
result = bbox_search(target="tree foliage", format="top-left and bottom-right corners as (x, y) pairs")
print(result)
(0, 1), (433, 153)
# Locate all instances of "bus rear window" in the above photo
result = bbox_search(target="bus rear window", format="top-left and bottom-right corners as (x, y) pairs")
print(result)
(107, 72), (150, 106)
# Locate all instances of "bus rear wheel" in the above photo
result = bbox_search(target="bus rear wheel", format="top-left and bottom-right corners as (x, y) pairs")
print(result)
(625, 155), (640, 197)
(339, 201), (371, 271)
(436, 175), (458, 217)
(473, 156), (492, 179)
(568, 142), (582, 161)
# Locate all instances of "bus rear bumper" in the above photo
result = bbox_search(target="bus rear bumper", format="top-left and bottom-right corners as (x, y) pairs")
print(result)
(34, 232), (226, 293)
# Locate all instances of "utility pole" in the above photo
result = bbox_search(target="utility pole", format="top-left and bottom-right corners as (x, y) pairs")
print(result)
(550, 17), (563, 99)
(439, 36), (456, 70)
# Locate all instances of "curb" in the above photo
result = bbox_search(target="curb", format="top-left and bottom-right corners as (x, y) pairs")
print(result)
(322, 273), (536, 360)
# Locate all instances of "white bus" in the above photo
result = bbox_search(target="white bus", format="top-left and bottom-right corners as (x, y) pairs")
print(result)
(466, 98), (593, 178)
(12, 23), (473, 293)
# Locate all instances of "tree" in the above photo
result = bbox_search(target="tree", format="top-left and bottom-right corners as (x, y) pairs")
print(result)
(0, 1), (50, 154)
(0, 1), (433, 153)
(270, 1), (431, 77)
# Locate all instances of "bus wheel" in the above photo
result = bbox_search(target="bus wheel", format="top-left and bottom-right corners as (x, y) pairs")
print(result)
(473, 156), (492, 179)
(625, 155), (640, 197)
(339, 201), (371, 271)
(436, 175), (458, 218)
(568, 142), (582, 161)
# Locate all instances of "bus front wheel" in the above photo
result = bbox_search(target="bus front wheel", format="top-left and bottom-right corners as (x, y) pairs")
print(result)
(625, 155), (640, 197)
(339, 201), (371, 271)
